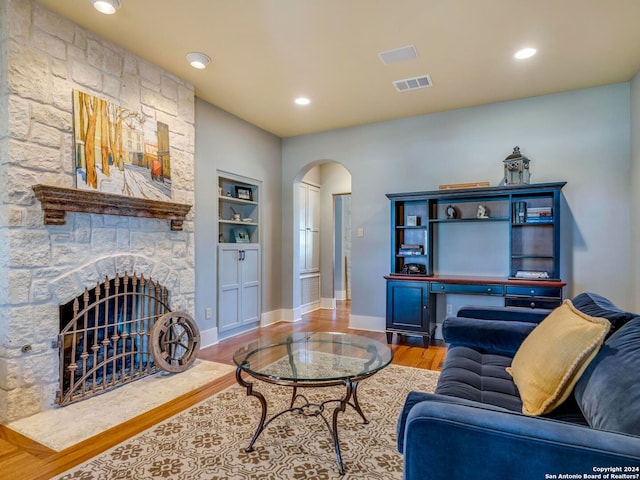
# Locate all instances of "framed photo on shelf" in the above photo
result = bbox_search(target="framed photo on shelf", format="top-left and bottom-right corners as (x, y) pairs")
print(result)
(235, 186), (253, 201)
(234, 228), (250, 243)
(406, 215), (418, 226)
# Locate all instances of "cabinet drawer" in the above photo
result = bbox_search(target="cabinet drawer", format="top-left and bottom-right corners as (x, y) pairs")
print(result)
(430, 283), (504, 296)
(505, 286), (562, 298)
(505, 297), (562, 309)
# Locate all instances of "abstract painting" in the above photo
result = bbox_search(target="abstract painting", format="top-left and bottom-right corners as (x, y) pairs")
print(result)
(72, 90), (172, 201)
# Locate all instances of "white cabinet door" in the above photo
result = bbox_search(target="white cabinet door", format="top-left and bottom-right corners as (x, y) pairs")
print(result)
(298, 184), (308, 228)
(218, 246), (241, 332)
(299, 229), (308, 272)
(218, 244), (261, 332)
(307, 185), (320, 231)
(309, 229), (320, 271)
(240, 245), (260, 325)
(299, 183), (320, 273)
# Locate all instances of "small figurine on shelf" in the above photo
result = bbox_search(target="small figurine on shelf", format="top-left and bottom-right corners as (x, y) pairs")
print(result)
(477, 204), (489, 219)
(446, 205), (457, 219)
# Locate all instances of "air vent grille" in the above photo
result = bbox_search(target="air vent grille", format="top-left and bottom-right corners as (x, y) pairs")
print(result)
(379, 45), (418, 65)
(393, 75), (433, 92)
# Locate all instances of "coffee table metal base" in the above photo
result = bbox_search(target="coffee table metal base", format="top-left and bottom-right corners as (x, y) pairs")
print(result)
(236, 368), (369, 475)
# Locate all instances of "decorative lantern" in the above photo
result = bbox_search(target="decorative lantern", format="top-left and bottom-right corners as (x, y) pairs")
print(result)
(503, 146), (530, 185)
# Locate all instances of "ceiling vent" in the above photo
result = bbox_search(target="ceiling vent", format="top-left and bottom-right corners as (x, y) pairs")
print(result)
(379, 45), (418, 65)
(393, 75), (433, 92)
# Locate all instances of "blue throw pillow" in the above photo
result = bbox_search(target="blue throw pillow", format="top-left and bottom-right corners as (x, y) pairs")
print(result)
(571, 292), (636, 335)
(573, 317), (640, 435)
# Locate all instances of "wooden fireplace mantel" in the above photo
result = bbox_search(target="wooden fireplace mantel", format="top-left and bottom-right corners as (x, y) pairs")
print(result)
(32, 184), (192, 231)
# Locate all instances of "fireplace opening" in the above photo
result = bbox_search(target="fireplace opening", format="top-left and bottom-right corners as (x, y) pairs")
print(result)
(58, 272), (176, 406)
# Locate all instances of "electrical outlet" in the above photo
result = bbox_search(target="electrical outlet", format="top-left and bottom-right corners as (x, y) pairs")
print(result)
(446, 304), (453, 315)
(357, 228), (364, 238)
(205, 307), (212, 319)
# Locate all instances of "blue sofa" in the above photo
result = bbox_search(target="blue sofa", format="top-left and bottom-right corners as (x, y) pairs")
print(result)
(397, 293), (640, 480)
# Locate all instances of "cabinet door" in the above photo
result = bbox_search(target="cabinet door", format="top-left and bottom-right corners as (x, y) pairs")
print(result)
(308, 229), (320, 271)
(218, 246), (241, 332)
(299, 229), (308, 271)
(307, 185), (320, 231)
(298, 184), (308, 227)
(386, 281), (431, 334)
(299, 183), (320, 273)
(300, 229), (320, 273)
(240, 246), (261, 325)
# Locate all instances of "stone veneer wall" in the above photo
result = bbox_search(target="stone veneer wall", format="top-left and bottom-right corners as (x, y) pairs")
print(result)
(0, 0), (196, 423)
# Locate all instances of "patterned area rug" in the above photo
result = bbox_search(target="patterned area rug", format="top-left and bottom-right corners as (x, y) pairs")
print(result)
(54, 364), (439, 479)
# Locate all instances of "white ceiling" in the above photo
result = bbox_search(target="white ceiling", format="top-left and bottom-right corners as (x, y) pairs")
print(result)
(35, 0), (640, 138)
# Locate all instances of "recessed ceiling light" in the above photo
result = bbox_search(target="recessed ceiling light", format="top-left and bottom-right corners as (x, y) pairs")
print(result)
(294, 97), (311, 106)
(186, 52), (211, 69)
(90, 0), (121, 15)
(514, 47), (537, 60)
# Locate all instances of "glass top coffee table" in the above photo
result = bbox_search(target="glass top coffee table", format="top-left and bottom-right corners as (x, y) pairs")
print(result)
(233, 331), (393, 475)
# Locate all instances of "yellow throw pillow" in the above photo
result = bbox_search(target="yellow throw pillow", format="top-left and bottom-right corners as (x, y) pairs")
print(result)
(506, 299), (610, 416)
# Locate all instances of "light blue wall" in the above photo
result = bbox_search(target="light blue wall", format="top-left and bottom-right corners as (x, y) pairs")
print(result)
(282, 83), (632, 326)
(631, 71), (640, 310)
(194, 99), (282, 343)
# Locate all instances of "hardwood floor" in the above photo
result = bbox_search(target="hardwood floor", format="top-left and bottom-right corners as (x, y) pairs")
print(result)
(0, 301), (445, 479)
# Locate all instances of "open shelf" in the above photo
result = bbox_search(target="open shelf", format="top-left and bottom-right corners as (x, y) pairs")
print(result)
(218, 195), (258, 206)
(218, 174), (260, 244)
(386, 182), (565, 278)
(430, 217), (510, 223)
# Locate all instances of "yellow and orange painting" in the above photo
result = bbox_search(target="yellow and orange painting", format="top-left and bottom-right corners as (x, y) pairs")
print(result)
(72, 90), (171, 200)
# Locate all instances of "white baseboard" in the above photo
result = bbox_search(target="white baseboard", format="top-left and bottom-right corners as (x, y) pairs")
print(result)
(268, 307), (303, 323)
(261, 309), (287, 327)
(349, 314), (385, 332)
(301, 301), (320, 315)
(200, 327), (219, 348)
(334, 290), (346, 301)
(320, 297), (336, 309)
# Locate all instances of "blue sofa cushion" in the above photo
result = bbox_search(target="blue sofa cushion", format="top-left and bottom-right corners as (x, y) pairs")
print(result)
(574, 317), (640, 435)
(457, 305), (551, 323)
(434, 346), (522, 412)
(572, 292), (636, 335)
(442, 316), (537, 356)
(435, 345), (588, 424)
(397, 391), (516, 454)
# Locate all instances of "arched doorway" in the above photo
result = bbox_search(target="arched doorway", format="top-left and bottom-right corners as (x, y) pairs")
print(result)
(293, 161), (352, 317)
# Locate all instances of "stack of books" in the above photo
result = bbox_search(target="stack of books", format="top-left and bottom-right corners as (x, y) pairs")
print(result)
(512, 202), (553, 223)
(526, 206), (553, 223)
(512, 201), (527, 224)
(399, 244), (423, 256)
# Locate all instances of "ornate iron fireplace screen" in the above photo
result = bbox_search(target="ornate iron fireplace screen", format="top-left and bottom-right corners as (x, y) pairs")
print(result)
(57, 272), (200, 406)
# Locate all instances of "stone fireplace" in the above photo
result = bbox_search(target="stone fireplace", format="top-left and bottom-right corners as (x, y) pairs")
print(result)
(0, 0), (196, 422)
